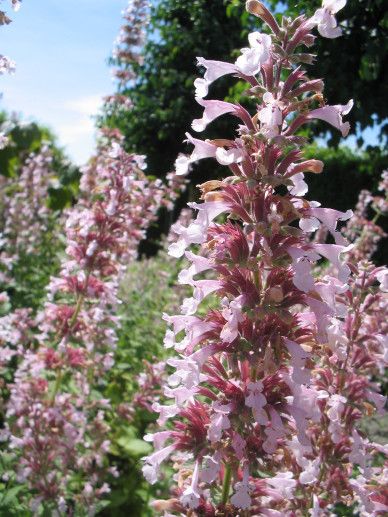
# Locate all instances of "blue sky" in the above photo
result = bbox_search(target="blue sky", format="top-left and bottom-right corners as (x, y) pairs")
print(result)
(0, 1), (383, 165)
(1, 0), (128, 164)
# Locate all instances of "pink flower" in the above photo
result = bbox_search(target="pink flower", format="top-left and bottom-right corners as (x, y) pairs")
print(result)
(307, 99), (353, 137)
(231, 465), (252, 509)
(192, 99), (240, 132)
(235, 31), (271, 76)
(207, 403), (232, 442)
(142, 444), (176, 485)
(195, 58), (238, 98)
(258, 92), (284, 127)
(266, 471), (296, 498)
(180, 461), (201, 509)
(311, 0), (347, 39)
(245, 381), (267, 424)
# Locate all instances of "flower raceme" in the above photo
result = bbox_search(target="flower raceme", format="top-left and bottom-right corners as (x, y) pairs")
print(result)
(143, 1), (387, 515)
(3, 143), (171, 513)
(0, 145), (54, 260)
(111, 0), (149, 89)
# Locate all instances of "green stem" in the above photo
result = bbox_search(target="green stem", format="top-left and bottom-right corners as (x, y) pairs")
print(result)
(49, 370), (63, 406)
(221, 463), (232, 506)
(68, 293), (84, 329)
(49, 290), (85, 405)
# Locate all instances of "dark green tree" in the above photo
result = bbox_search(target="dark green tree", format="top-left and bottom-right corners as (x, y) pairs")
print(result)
(0, 111), (80, 208)
(100, 0), (387, 255)
(100, 0), (249, 176)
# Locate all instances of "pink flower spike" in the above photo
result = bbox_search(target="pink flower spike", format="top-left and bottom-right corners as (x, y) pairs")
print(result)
(307, 99), (353, 137)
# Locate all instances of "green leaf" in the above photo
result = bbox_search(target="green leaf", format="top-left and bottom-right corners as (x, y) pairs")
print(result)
(0, 485), (24, 506)
(117, 437), (152, 458)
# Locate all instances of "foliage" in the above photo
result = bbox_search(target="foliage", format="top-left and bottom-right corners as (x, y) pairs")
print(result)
(102, 249), (187, 516)
(4, 224), (63, 310)
(0, 112), (80, 208)
(99, 0), (248, 176)
(115, 249), (185, 375)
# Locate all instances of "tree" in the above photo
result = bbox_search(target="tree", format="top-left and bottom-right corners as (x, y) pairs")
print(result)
(99, 0), (387, 255)
(0, 111), (80, 209)
(100, 0), (249, 177)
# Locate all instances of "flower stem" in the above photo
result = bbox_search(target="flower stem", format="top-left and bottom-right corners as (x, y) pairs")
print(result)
(68, 293), (84, 329)
(49, 370), (63, 406)
(221, 463), (232, 506)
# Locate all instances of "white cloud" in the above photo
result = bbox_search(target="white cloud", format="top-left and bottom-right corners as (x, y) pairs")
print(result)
(56, 94), (105, 164)
(65, 94), (104, 117)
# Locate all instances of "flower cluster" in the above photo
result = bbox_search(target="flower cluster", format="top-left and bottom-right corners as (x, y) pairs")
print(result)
(0, 145), (54, 259)
(0, 306), (34, 411)
(343, 170), (387, 262)
(2, 143), (170, 513)
(0, 0), (21, 74)
(0, 145), (55, 289)
(143, 1), (387, 515)
(123, 360), (167, 421)
(0, 1), (22, 146)
(111, 0), (149, 90)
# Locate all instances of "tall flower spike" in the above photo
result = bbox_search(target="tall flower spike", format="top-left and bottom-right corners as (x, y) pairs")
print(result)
(3, 142), (171, 513)
(144, 1), (387, 515)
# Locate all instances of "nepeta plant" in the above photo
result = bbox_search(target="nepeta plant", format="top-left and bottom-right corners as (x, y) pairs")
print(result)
(343, 170), (387, 263)
(2, 142), (170, 514)
(142, 1), (387, 515)
(111, 0), (149, 90)
(0, 145), (57, 304)
(0, 145), (54, 260)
